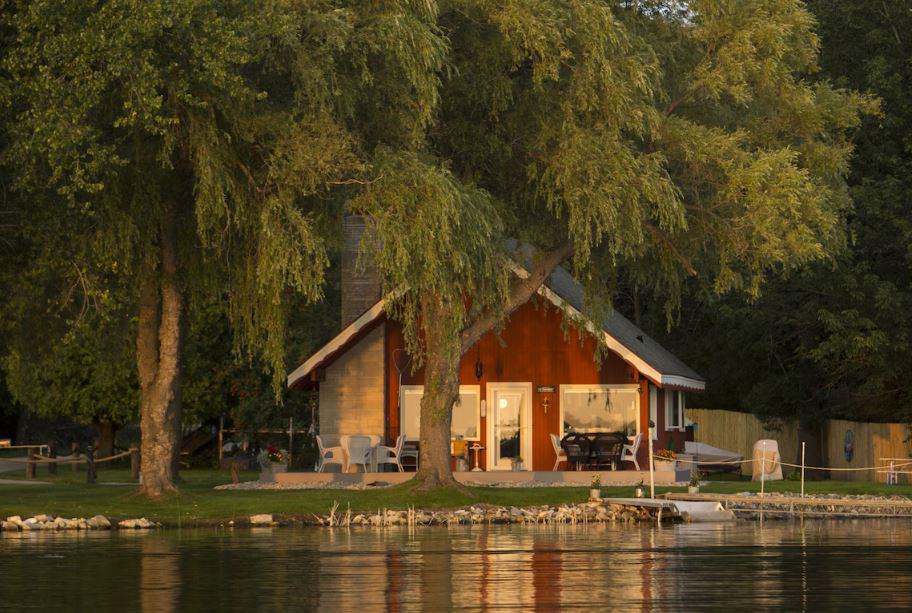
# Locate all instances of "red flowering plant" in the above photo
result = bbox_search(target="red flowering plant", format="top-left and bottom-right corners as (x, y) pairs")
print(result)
(655, 449), (676, 462)
(266, 445), (285, 463)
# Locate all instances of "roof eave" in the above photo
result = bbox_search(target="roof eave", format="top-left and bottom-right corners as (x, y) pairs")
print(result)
(286, 298), (388, 388)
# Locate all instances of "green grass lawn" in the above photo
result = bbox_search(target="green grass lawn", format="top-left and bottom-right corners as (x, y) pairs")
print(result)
(1, 467), (911, 526)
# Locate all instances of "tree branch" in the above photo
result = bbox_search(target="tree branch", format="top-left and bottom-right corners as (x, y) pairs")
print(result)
(460, 241), (574, 352)
(646, 224), (698, 277)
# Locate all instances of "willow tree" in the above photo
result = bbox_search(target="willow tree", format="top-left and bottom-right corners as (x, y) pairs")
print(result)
(0, 0), (444, 496)
(354, 0), (875, 489)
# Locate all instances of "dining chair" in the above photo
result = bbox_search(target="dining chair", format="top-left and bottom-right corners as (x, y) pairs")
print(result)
(345, 435), (373, 473)
(376, 434), (406, 472)
(400, 440), (419, 470)
(622, 432), (643, 470)
(316, 435), (346, 473)
(550, 433), (568, 471)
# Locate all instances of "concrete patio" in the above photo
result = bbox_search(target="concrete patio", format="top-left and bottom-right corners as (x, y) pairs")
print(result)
(270, 466), (689, 486)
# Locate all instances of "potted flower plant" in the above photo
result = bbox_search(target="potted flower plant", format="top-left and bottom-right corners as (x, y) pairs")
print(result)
(510, 456), (524, 471)
(589, 475), (601, 501)
(688, 469), (702, 494)
(655, 448), (676, 467)
(266, 445), (287, 473)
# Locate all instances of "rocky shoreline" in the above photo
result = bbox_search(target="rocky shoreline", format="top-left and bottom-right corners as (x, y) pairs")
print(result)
(7, 493), (910, 531)
(1, 514), (158, 531)
(249, 500), (668, 527)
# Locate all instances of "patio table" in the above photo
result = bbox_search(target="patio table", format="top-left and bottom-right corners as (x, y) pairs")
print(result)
(560, 432), (627, 470)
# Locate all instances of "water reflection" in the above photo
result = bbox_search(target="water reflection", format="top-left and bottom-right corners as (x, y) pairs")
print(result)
(140, 537), (180, 613)
(3, 521), (912, 611)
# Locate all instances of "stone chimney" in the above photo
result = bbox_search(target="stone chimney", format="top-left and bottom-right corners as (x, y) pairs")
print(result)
(341, 215), (381, 329)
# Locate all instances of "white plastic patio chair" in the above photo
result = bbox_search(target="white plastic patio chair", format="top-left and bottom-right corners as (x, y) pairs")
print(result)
(622, 432), (642, 470)
(376, 434), (406, 472)
(344, 435), (373, 473)
(550, 433), (568, 470)
(316, 435), (345, 473)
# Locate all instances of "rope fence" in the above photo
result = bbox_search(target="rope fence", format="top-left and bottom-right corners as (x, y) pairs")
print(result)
(3, 446), (140, 483)
(1, 449), (133, 465)
(665, 454), (912, 473)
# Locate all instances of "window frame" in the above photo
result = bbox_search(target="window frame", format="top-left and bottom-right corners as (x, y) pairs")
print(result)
(664, 390), (685, 432)
(399, 384), (482, 442)
(558, 384), (641, 437)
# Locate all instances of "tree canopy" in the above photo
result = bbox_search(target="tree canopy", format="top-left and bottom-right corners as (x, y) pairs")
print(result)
(0, 0), (883, 490)
(0, 0), (444, 495)
(645, 0), (911, 433)
(350, 0), (873, 487)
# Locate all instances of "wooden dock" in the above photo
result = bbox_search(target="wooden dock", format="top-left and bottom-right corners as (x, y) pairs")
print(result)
(602, 498), (735, 523)
(663, 492), (912, 518)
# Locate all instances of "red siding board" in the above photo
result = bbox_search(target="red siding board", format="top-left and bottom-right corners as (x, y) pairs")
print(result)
(380, 296), (693, 471)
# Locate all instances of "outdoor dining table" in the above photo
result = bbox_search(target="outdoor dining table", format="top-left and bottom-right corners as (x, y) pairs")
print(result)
(560, 432), (627, 470)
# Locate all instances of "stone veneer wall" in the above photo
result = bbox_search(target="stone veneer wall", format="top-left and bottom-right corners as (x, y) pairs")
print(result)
(318, 323), (385, 441)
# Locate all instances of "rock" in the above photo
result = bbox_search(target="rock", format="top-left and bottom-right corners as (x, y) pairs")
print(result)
(23, 518), (39, 528)
(88, 515), (111, 529)
(33, 514), (48, 523)
(64, 519), (80, 529)
(6, 516), (22, 527)
(2, 521), (18, 532)
(249, 514), (273, 526)
(119, 518), (155, 529)
(54, 517), (67, 529)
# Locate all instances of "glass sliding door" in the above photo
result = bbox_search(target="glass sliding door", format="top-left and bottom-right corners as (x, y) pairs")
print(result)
(486, 383), (533, 470)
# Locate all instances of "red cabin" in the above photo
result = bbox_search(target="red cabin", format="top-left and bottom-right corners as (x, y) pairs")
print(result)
(288, 218), (703, 476)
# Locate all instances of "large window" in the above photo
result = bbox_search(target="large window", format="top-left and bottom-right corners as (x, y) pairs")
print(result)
(559, 385), (640, 436)
(665, 390), (684, 431)
(399, 385), (481, 441)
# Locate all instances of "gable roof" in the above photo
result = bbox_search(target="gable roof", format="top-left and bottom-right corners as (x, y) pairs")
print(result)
(287, 264), (705, 391)
(539, 265), (704, 390)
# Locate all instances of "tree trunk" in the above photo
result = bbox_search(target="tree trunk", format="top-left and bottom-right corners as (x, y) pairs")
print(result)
(412, 242), (574, 492)
(414, 295), (463, 491)
(95, 419), (115, 458)
(137, 206), (184, 498)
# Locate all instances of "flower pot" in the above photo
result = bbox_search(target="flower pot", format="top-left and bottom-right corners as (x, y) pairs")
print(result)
(688, 485), (699, 494)
(589, 488), (601, 501)
(655, 460), (674, 471)
(271, 462), (288, 474)
(634, 487), (645, 498)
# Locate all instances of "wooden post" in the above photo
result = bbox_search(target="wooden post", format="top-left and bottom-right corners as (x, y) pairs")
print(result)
(130, 447), (140, 481)
(71, 442), (80, 472)
(25, 450), (35, 480)
(86, 444), (96, 484)
(47, 444), (57, 476)
(218, 415), (224, 469)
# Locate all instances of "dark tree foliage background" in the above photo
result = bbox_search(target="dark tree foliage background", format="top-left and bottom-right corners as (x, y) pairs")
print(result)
(640, 1), (912, 432)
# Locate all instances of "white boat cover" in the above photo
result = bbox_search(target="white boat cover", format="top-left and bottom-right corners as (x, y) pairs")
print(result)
(684, 441), (743, 464)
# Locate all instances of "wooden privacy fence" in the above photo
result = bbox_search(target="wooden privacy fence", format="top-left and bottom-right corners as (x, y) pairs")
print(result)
(685, 408), (912, 483)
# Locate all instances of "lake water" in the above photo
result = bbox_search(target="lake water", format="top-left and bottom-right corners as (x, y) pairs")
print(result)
(2, 521), (911, 611)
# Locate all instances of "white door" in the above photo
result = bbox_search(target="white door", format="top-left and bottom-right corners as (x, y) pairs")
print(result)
(486, 383), (533, 470)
